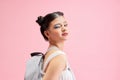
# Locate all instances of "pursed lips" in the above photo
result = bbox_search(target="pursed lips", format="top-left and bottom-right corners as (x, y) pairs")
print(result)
(62, 32), (68, 36)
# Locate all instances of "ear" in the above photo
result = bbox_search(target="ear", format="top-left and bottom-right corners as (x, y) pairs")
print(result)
(44, 30), (49, 38)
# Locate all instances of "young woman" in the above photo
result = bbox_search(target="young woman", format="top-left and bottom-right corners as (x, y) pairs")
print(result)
(36, 11), (76, 80)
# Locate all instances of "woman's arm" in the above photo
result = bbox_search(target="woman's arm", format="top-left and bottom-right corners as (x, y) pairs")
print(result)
(43, 54), (66, 80)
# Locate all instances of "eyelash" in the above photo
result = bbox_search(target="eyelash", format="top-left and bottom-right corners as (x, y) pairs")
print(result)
(64, 24), (68, 27)
(54, 25), (61, 29)
(54, 24), (68, 29)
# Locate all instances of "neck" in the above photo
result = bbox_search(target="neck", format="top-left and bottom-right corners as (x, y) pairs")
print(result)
(49, 42), (64, 51)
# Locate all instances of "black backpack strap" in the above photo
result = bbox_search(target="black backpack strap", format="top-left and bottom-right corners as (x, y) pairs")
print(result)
(30, 52), (44, 57)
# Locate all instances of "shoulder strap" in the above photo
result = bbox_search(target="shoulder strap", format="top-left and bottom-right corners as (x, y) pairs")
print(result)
(43, 51), (65, 71)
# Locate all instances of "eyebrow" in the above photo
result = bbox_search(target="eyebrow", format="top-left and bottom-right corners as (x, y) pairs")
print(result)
(55, 21), (67, 24)
(63, 21), (67, 23)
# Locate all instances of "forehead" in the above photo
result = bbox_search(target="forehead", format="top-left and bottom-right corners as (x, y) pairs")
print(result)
(50, 16), (67, 26)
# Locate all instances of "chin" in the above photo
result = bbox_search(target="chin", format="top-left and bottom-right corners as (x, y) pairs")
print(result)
(62, 38), (68, 41)
(62, 36), (68, 40)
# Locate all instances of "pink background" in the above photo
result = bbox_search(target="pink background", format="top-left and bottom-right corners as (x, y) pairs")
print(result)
(0, 0), (120, 80)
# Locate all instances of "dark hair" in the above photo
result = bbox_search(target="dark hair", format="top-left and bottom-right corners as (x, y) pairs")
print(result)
(36, 11), (64, 41)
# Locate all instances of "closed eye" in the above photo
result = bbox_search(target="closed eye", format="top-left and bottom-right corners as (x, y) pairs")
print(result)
(64, 23), (68, 27)
(54, 24), (62, 29)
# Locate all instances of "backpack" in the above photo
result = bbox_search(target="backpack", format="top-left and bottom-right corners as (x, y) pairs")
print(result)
(24, 50), (65, 80)
(24, 52), (45, 80)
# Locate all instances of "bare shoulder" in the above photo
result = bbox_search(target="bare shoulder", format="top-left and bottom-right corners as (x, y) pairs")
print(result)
(51, 51), (66, 67)
(51, 53), (66, 65)
(43, 51), (67, 80)
(46, 50), (67, 71)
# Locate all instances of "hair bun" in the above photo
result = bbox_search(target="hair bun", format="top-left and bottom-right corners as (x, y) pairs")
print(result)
(36, 16), (44, 25)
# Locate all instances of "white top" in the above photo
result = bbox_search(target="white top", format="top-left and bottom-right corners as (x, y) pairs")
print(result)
(43, 46), (76, 80)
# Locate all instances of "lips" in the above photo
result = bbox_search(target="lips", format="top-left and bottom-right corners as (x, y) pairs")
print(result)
(62, 33), (68, 36)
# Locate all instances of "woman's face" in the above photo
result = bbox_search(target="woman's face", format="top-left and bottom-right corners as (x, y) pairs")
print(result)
(45, 16), (69, 43)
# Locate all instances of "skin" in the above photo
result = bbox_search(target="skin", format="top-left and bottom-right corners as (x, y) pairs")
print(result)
(43, 16), (69, 80)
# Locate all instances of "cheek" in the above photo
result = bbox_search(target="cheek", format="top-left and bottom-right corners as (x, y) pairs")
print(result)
(50, 30), (61, 37)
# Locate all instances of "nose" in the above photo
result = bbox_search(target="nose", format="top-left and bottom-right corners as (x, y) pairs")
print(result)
(61, 26), (67, 32)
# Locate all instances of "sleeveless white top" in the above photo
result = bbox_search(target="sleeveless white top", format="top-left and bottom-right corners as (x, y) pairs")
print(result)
(43, 46), (76, 80)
